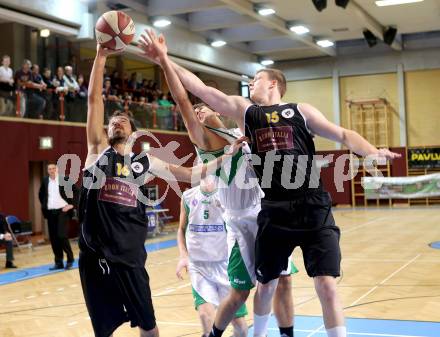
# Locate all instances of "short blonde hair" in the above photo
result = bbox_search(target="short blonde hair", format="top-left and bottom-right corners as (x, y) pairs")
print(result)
(256, 68), (287, 98)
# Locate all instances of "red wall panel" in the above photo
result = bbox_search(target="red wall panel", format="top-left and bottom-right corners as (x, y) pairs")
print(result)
(0, 119), (194, 222)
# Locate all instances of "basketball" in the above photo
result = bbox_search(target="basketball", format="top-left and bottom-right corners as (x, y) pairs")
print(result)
(95, 11), (135, 50)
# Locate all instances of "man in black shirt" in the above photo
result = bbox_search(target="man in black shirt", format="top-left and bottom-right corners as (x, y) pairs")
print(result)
(79, 44), (245, 337)
(139, 31), (401, 337)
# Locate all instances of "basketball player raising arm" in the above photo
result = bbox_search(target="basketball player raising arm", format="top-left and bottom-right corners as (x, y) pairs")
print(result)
(85, 44), (246, 184)
(139, 30), (402, 337)
(139, 30), (301, 337)
(138, 29), (400, 161)
(78, 44), (246, 337)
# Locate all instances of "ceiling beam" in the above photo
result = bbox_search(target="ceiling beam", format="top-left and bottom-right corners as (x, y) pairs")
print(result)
(220, 24), (286, 43)
(188, 8), (256, 32)
(217, 0), (335, 56)
(145, 0), (226, 16)
(248, 38), (305, 54)
(347, 0), (402, 51)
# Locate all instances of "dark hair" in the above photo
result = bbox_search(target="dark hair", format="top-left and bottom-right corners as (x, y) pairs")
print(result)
(256, 68), (287, 98)
(193, 102), (214, 111)
(110, 110), (137, 132)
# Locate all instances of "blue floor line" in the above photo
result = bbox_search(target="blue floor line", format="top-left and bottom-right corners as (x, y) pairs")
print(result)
(0, 238), (177, 285)
(250, 315), (440, 337)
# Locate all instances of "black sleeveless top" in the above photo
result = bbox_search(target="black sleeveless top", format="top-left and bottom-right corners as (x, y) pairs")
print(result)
(244, 103), (323, 201)
(79, 147), (151, 267)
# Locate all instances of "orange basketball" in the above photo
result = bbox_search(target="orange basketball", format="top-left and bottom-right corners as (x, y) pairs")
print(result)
(95, 11), (135, 50)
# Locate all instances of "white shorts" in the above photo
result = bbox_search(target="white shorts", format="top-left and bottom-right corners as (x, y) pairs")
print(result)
(188, 260), (248, 316)
(224, 206), (297, 290)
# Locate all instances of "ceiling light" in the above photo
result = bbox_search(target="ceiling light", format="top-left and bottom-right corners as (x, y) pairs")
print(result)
(260, 59), (274, 66)
(258, 8), (276, 16)
(312, 0), (327, 11)
(316, 39), (334, 48)
(40, 29), (50, 38)
(375, 0), (423, 6)
(289, 25), (310, 35)
(210, 40), (226, 47)
(254, 4), (276, 16)
(335, 0), (350, 8)
(152, 18), (171, 28)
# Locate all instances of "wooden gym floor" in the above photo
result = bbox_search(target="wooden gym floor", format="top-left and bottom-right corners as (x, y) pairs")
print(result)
(1, 207), (440, 337)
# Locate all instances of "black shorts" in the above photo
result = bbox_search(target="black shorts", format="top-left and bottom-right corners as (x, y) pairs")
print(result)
(79, 251), (156, 337)
(255, 191), (341, 283)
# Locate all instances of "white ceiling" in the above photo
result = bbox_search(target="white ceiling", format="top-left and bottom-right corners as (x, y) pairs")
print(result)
(118, 0), (440, 61)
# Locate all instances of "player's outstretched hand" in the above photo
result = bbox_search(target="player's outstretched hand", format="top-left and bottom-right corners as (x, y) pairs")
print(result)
(138, 29), (168, 64)
(176, 257), (189, 280)
(225, 136), (249, 157)
(376, 148), (402, 161)
(96, 44), (122, 58)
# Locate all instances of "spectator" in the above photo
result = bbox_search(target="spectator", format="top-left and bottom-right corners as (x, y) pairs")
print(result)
(53, 66), (67, 93)
(38, 163), (77, 270)
(52, 66), (67, 119)
(15, 60), (45, 118)
(31, 64), (47, 119)
(76, 74), (88, 122)
(0, 211), (17, 269)
(0, 55), (15, 116)
(122, 72), (129, 90)
(157, 93), (174, 130)
(77, 74), (88, 98)
(102, 77), (121, 123)
(42, 68), (54, 89)
(127, 72), (138, 90)
(41, 68), (57, 120)
(102, 77), (118, 100)
(63, 65), (80, 121)
(111, 70), (122, 92)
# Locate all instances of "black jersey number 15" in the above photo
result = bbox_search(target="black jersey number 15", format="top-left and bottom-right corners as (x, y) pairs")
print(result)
(266, 111), (279, 124)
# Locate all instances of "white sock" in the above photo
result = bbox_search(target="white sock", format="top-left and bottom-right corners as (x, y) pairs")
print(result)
(326, 326), (347, 337)
(253, 313), (271, 337)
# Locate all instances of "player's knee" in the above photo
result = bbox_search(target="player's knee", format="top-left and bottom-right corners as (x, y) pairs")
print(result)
(257, 278), (279, 296)
(198, 307), (214, 325)
(277, 275), (292, 291)
(139, 326), (159, 337)
(230, 288), (250, 304)
(314, 276), (337, 303)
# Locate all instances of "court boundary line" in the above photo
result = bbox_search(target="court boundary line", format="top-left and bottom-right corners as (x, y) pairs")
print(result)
(350, 254), (421, 307)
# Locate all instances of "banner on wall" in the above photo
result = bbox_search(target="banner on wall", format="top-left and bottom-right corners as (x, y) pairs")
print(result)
(408, 147), (440, 169)
(363, 173), (440, 199)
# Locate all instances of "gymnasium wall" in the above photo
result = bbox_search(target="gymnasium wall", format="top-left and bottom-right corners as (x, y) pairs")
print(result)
(339, 73), (401, 147)
(284, 69), (440, 150)
(0, 119), (195, 227)
(405, 69), (440, 147)
(284, 78), (335, 150)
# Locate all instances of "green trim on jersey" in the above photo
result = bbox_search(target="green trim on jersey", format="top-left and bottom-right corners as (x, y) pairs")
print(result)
(191, 286), (248, 317)
(290, 260), (299, 275)
(227, 240), (254, 290)
(200, 189), (217, 197)
(196, 133), (243, 186)
(183, 199), (190, 232)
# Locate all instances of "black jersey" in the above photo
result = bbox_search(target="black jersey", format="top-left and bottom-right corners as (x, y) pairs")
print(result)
(79, 147), (152, 267)
(245, 103), (323, 201)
